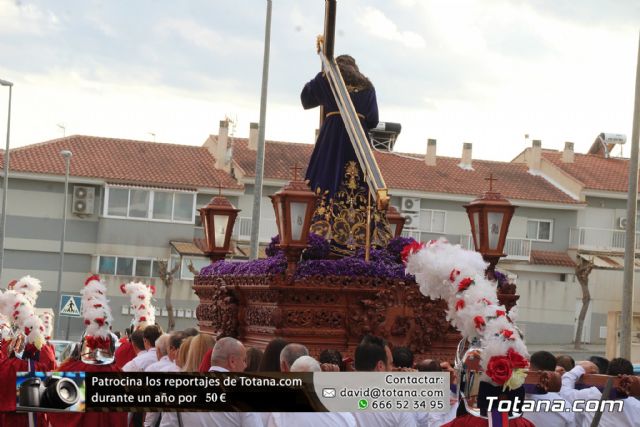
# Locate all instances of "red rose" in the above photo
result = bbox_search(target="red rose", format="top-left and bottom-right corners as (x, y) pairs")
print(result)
(486, 355), (513, 385)
(95, 318), (105, 327)
(401, 241), (425, 264)
(473, 316), (486, 330)
(458, 278), (474, 292)
(455, 299), (465, 311)
(496, 310), (506, 317)
(120, 283), (127, 294)
(139, 316), (147, 322)
(501, 329), (514, 340)
(149, 285), (156, 295)
(507, 348), (529, 369)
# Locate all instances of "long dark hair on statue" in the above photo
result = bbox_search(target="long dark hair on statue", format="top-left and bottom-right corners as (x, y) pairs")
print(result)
(336, 55), (373, 92)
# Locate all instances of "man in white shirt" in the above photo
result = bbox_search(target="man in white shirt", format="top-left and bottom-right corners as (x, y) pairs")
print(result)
(268, 355), (356, 427)
(161, 337), (261, 427)
(522, 351), (574, 427)
(351, 335), (417, 427)
(123, 325), (161, 372)
(561, 357), (640, 427)
(279, 343), (309, 372)
(145, 333), (179, 372)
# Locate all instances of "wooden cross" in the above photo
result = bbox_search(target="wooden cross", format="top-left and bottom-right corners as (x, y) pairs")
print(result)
(485, 173), (497, 192)
(291, 163), (302, 181)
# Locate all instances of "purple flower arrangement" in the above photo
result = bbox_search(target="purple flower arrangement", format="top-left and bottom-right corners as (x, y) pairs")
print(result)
(199, 234), (416, 281)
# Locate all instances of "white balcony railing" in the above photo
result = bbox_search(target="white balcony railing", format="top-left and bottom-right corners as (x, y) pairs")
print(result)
(232, 216), (279, 243)
(569, 227), (640, 252)
(400, 230), (532, 261)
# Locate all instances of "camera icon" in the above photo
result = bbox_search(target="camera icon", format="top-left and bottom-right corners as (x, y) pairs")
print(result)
(322, 388), (336, 398)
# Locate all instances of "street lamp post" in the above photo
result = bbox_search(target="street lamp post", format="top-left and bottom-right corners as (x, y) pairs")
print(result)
(56, 150), (72, 339)
(0, 79), (13, 282)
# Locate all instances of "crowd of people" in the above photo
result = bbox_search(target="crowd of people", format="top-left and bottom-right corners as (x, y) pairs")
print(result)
(58, 322), (634, 427)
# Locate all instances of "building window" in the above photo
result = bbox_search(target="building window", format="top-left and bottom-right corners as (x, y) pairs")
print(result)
(98, 256), (163, 278)
(419, 209), (446, 233)
(526, 219), (553, 241)
(180, 257), (211, 280)
(104, 187), (195, 223)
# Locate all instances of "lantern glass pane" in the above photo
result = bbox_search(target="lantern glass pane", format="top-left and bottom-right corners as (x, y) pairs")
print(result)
(213, 214), (230, 248)
(290, 202), (307, 241)
(390, 223), (398, 236)
(275, 199), (285, 241)
(472, 212), (480, 250)
(488, 211), (504, 250)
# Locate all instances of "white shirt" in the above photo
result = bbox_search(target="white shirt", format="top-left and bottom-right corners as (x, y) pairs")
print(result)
(560, 365), (640, 427)
(352, 412), (417, 427)
(523, 391), (574, 427)
(123, 348), (158, 372)
(145, 355), (180, 372)
(268, 412), (356, 427)
(421, 391), (458, 427)
(159, 412), (264, 427)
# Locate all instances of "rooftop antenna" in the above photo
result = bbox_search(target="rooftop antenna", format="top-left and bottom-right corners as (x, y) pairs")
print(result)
(148, 132), (156, 142)
(57, 123), (66, 137)
(224, 114), (238, 136)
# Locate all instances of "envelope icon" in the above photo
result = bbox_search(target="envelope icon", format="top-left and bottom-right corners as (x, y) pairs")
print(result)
(322, 388), (336, 398)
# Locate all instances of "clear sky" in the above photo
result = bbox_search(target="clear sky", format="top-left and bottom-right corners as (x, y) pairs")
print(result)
(0, 0), (638, 161)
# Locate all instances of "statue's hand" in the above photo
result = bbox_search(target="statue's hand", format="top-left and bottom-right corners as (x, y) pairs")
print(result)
(316, 35), (324, 53)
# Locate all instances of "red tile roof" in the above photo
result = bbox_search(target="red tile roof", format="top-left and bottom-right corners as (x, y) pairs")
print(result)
(229, 137), (581, 204)
(4, 135), (242, 190)
(541, 150), (632, 193)
(530, 250), (576, 268)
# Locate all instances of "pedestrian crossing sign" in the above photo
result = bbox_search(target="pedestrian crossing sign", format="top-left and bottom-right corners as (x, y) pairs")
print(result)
(59, 294), (82, 317)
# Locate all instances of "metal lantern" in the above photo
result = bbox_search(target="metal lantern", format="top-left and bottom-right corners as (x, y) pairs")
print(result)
(196, 195), (240, 262)
(463, 175), (516, 279)
(270, 168), (318, 276)
(386, 206), (407, 238)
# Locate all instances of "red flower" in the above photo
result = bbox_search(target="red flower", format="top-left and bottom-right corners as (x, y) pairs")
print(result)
(119, 283), (127, 294)
(84, 319), (90, 325)
(401, 241), (425, 264)
(84, 274), (100, 286)
(93, 303), (102, 308)
(501, 329), (515, 340)
(149, 285), (156, 295)
(507, 348), (528, 369)
(139, 316), (147, 322)
(24, 327), (31, 336)
(473, 316), (486, 330)
(13, 302), (20, 309)
(86, 336), (111, 350)
(138, 294), (145, 300)
(138, 304), (146, 310)
(455, 299), (465, 311)
(496, 310), (506, 317)
(486, 355), (512, 385)
(479, 298), (492, 306)
(458, 278), (474, 292)
(449, 269), (460, 282)
(95, 318), (105, 327)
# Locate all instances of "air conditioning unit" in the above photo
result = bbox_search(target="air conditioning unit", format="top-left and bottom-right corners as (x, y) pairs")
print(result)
(618, 217), (627, 230)
(404, 213), (420, 230)
(72, 186), (95, 215)
(401, 197), (420, 212)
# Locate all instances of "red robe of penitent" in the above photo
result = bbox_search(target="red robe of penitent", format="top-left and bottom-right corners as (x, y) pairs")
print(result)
(114, 338), (136, 369)
(0, 346), (57, 427)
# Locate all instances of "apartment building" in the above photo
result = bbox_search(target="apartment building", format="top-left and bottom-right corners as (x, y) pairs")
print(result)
(0, 135), (241, 338)
(3, 124), (636, 346)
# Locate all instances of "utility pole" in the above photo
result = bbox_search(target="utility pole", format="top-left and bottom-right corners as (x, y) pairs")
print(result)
(249, 0), (272, 260)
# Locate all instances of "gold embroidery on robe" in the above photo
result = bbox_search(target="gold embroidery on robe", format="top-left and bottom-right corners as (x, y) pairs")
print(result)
(310, 161), (392, 257)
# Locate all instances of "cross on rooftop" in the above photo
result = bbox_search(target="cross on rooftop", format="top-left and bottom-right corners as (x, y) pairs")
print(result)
(291, 163), (302, 181)
(485, 173), (497, 192)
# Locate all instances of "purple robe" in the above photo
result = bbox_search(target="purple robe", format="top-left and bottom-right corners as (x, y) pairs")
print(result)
(301, 71), (379, 198)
